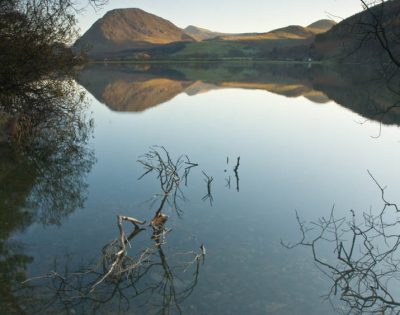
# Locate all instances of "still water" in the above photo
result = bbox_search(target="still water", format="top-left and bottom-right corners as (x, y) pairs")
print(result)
(2, 63), (400, 314)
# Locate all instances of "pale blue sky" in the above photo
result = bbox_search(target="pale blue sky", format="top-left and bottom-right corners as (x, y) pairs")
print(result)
(77, 0), (364, 34)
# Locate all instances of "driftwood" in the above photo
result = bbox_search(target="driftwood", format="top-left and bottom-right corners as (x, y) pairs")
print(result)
(89, 215), (146, 293)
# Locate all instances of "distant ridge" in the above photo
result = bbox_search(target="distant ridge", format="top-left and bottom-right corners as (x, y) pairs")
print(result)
(307, 19), (337, 32)
(216, 19), (336, 41)
(184, 25), (232, 41)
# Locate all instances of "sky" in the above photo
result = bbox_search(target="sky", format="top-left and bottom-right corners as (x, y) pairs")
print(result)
(76, 0), (364, 35)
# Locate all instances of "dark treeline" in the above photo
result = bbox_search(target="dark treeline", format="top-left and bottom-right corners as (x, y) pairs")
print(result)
(0, 2), (101, 312)
(0, 0), (107, 147)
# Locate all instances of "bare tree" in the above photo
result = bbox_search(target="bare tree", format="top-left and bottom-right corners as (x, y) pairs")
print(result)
(0, 0), (109, 146)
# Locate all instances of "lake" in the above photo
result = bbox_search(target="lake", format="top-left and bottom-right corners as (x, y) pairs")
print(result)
(2, 62), (400, 314)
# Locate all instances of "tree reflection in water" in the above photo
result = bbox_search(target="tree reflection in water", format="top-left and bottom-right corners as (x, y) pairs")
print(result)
(284, 171), (400, 314)
(20, 147), (205, 315)
(0, 73), (95, 313)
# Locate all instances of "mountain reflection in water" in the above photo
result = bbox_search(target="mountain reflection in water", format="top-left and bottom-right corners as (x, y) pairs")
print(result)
(77, 62), (400, 125)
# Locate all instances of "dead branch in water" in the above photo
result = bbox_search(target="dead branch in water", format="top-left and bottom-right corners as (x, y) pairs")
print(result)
(138, 146), (199, 218)
(21, 147), (209, 313)
(90, 215), (146, 292)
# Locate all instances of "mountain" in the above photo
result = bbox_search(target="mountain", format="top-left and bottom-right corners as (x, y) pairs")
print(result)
(73, 7), (338, 60)
(184, 25), (231, 41)
(73, 8), (194, 57)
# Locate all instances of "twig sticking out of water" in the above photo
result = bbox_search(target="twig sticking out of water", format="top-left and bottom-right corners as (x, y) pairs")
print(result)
(137, 146), (199, 217)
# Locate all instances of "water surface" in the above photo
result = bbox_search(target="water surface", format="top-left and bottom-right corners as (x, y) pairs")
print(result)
(2, 62), (400, 314)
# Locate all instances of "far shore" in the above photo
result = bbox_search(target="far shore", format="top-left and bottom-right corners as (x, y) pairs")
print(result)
(85, 58), (363, 65)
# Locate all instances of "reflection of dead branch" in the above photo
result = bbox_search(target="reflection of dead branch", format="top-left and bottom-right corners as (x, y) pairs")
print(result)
(201, 171), (214, 206)
(23, 214), (204, 314)
(283, 171), (400, 314)
(224, 156), (240, 191)
(234, 156), (240, 192)
(225, 156), (231, 189)
(225, 175), (231, 189)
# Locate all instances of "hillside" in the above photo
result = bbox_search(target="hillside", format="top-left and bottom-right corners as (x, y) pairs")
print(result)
(313, 1), (400, 62)
(73, 8), (194, 57)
